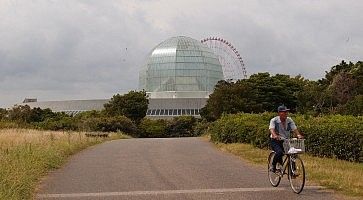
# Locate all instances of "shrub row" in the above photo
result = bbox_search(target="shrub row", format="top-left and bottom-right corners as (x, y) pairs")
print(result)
(138, 116), (198, 138)
(1, 113), (201, 138)
(34, 116), (137, 136)
(209, 113), (363, 162)
(294, 115), (363, 162)
(209, 113), (273, 149)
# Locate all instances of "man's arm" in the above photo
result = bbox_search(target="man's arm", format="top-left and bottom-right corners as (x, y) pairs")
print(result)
(269, 117), (279, 139)
(289, 118), (303, 139)
(293, 129), (303, 139)
(270, 128), (279, 139)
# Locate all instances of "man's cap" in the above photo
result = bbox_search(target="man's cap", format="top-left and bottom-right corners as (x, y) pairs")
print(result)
(278, 105), (290, 112)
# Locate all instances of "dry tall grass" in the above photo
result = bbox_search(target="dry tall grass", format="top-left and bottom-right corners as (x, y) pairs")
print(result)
(0, 129), (126, 200)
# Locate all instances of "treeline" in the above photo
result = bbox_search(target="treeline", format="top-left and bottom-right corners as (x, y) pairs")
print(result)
(0, 91), (199, 137)
(201, 61), (363, 121)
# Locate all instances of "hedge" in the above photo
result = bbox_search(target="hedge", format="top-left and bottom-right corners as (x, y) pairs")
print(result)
(36, 116), (137, 135)
(79, 116), (137, 134)
(138, 118), (168, 138)
(138, 116), (197, 138)
(209, 113), (363, 162)
(295, 115), (363, 162)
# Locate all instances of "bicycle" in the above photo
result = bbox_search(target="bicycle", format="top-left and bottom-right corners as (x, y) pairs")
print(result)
(267, 138), (306, 194)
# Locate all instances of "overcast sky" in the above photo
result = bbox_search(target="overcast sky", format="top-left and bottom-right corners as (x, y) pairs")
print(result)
(1, 0), (362, 107)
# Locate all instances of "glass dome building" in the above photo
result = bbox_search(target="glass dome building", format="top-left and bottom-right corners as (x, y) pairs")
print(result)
(139, 36), (224, 118)
(139, 36), (224, 93)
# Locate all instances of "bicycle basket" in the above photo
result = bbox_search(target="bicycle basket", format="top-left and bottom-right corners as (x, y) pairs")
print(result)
(283, 139), (305, 154)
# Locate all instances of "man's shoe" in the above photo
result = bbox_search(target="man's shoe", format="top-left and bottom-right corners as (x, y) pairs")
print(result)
(269, 167), (276, 173)
(291, 171), (300, 178)
(291, 174), (299, 179)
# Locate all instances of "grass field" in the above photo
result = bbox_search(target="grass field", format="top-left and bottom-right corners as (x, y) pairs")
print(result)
(214, 142), (363, 199)
(0, 129), (129, 200)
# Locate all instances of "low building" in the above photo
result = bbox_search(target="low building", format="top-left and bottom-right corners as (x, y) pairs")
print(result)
(19, 99), (109, 116)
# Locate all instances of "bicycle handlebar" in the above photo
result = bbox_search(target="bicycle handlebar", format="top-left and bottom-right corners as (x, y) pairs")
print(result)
(277, 137), (303, 141)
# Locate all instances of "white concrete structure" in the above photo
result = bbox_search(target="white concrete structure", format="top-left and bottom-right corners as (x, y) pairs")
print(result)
(19, 99), (109, 115)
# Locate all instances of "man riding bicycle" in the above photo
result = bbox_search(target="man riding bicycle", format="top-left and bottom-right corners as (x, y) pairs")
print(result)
(269, 105), (303, 173)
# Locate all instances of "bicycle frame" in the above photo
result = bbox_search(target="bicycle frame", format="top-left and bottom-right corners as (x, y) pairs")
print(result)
(279, 153), (297, 177)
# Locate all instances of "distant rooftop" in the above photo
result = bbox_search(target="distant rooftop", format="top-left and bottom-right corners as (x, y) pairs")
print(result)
(19, 99), (110, 113)
(23, 98), (37, 103)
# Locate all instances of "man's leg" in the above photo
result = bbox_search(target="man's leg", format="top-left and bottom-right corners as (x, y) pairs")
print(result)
(270, 139), (284, 171)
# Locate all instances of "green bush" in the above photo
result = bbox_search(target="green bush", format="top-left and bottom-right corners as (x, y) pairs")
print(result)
(138, 118), (168, 138)
(209, 113), (363, 162)
(210, 113), (272, 146)
(340, 95), (363, 116)
(166, 116), (197, 137)
(137, 116), (197, 138)
(295, 115), (363, 162)
(193, 120), (210, 136)
(38, 117), (78, 131)
(0, 108), (7, 121)
(80, 116), (137, 134)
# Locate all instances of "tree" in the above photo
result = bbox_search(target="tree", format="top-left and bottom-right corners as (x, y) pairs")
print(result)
(351, 61), (363, 95)
(7, 105), (62, 124)
(200, 80), (258, 121)
(330, 72), (357, 105)
(28, 107), (57, 123)
(104, 90), (149, 123)
(319, 60), (354, 86)
(0, 108), (7, 121)
(8, 105), (32, 122)
(341, 95), (363, 116)
(295, 81), (332, 114)
(201, 73), (305, 121)
(314, 60), (363, 114)
(247, 73), (303, 112)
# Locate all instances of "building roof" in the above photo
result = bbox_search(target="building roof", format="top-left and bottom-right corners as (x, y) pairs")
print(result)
(19, 99), (109, 113)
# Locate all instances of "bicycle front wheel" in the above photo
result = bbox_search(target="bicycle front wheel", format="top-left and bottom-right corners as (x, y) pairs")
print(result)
(288, 155), (305, 194)
(268, 152), (281, 187)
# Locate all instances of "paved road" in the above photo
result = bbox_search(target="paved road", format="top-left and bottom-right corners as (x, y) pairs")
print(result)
(37, 138), (338, 200)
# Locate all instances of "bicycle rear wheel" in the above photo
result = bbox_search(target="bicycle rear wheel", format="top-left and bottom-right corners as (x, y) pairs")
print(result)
(288, 155), (305, 194)
(268, 152), (281, 187)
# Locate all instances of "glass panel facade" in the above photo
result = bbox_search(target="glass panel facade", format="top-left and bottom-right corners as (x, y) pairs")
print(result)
(139, 36), (224, 92)
(146, 109), (202, 116)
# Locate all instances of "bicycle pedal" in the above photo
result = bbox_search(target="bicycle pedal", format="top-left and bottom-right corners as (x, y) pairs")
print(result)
(291, 174), (299, 179)
(275, 170), (283, 176)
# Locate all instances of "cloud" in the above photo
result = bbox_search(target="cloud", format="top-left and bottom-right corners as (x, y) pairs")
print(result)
(0, 0), (363, 107)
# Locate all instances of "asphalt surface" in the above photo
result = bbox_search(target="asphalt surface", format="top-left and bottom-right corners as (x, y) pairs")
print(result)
(36, 138), (338, 200)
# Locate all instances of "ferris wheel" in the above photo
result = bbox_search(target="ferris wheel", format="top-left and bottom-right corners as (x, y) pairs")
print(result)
(201, 37), (247, 80)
